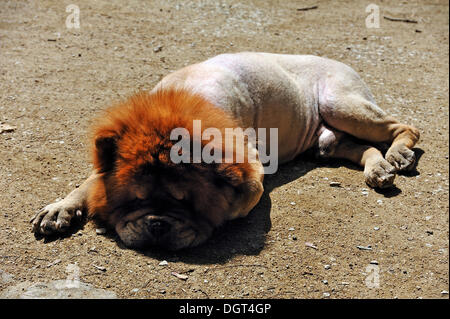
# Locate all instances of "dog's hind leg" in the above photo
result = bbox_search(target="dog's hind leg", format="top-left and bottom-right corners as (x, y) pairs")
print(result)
(317, 92), (420, 188)
(316, 125), (396, 188)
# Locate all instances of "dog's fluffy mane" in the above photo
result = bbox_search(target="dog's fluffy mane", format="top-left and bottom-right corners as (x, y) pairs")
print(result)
(87, 89), (254, 223)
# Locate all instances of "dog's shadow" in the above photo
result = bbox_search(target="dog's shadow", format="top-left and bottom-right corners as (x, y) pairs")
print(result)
(140, 147), (424, 264)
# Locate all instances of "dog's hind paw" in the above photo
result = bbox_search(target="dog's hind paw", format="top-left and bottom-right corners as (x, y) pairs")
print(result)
(364, 158), (396, 189)
(385, 144), (416, 172)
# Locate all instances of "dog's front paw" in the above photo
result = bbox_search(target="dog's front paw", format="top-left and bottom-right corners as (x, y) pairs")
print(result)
(364, 158), (396, 188)
(385, 144), (416, 172)
(31, 199), (83, 236)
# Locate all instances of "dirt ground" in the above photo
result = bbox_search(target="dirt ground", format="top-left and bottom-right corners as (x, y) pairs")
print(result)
(0, 0), (448, 299)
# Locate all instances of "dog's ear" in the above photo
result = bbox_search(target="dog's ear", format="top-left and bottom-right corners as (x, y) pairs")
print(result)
(93, 130), (118, 173)
(216, 163), (247, 186)
(216, 162), (264, 219)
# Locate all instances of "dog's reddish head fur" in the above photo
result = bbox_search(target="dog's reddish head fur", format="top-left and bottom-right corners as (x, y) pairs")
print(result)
(87, 89), (258, 249)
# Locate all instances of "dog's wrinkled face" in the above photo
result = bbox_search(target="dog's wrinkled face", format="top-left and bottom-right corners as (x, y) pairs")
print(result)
(86, 90), (251, 250)
(102, 159), (238, 250)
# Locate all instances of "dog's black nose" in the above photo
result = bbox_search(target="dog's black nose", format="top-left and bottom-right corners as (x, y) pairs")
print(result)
(148, 220), (171, 237)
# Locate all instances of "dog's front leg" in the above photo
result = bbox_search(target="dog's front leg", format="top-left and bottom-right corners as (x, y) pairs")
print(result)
(31, 171), (99, 235)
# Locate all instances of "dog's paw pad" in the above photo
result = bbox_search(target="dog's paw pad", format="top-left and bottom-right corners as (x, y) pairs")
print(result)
(386, 145), (416, 172)
(364, 159), (396, 189)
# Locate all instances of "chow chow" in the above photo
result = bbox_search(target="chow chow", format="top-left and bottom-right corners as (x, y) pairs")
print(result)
(31, 52), (419, 250)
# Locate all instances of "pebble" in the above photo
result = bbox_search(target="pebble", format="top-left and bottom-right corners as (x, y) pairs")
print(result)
(131, 288), (139, 293)
(290, 202), (296, 206)
(323, 292), (330, 298)
(322, 280), (328, 285)
(376, 199), (383, 205)
(46, 259), (61, 268)
(153, 45), (163, 53)
(0, 124), (16, 134)
(95, 228), (107, 235)
(171, 272), (188, 281)
(374, 227), (380, 231)
(441, 290), (449, 295)
(305, 242), (318, 250)
(370, 260), (379, 265)
(93, 265), (106, 272)
(356, 245), (372, 251)
(288, 227), (295, 231)
(324, 264), (331, 270)
(329, 181), (341, 187)
(159, 260), (168, 266)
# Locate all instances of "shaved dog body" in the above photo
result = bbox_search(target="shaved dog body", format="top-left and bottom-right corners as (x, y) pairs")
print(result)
(33, 52), (419, 250)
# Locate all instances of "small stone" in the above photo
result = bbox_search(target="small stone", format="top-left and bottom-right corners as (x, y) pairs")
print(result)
(290, 202), (296, 206)
(323, 292), (330, 298)
(374, 227), (380, 231)
(95, 228), (107, 235)
(305, 242), (318, 250)
(292, 236), (297, 240)
(171, 272), (188, 281)
(159, 260), (168, 266)
(370, 260), (379, 265)
(441, 290), (449, 295)
(356, 245), (372, 251)
(93, 265), (106, 272)
(324, 264), (331, 270)
(425, 216), (432, 221)
(329, 181), (341, 187)
(153, 45), (163, 53)
(131, 288), (139, 293)
(46, 259), (61, 268)
(376, 199), (383, 205)
(426, 230), (433, 235)
(288, 227), (295, 231)
(322, 280), (328, 285)
(0, 124), (16, 134)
